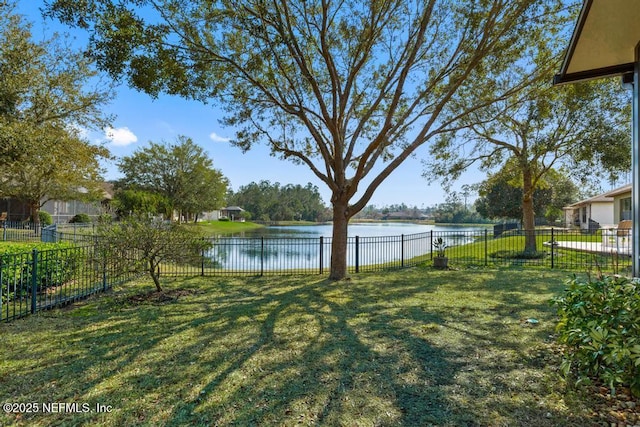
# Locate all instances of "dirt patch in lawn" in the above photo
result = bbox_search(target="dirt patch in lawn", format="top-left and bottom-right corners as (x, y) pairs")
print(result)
(126, 288), (200, 305)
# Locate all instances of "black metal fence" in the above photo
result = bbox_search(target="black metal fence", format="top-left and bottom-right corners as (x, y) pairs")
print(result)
(0, 245), (141, 322)
(1, 225), (631, 322)
(1, 221), (95, 243)
(156, 228), (631, 277)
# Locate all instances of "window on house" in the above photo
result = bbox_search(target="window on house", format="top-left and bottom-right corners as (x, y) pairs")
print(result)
(55, 201), (71, 215)
(581, 206), (587, 223)
(620, 197), (632, 221)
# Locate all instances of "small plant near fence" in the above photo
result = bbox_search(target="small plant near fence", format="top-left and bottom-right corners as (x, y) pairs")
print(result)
(69, 213), (92, 223)
(1, 243), (85, 309)
(432, 237), (448, 269)
(552, 274), (640, 397)
(433, 237), (447, 257)
(95, 217), (211, 292)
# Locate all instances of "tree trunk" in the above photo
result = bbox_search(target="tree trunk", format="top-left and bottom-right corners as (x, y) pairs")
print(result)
(29, 201), (40, 225)
(522, 169), (537, 253)
(149, 259), (163, 292)
(29, 201), (41, 236)
(329, 198), (350, 280)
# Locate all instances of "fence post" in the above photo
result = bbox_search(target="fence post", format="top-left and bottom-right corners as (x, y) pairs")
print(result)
(201, 243), (205, 277)
(355, 236), (360, 273)
(484, 229), (488, 267)
(319, 236), (323, 274)
(401, 234), (405, 268)
(3, 221), (6, 241)
(260, 237), (264, 277)
(430, 230), (433, 260)
(31, 249), (38, 314)
(550, 228), (555, 269)
(102, 255), (108, 292)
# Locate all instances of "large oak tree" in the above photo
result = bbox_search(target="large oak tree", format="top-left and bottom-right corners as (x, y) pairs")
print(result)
(429, 75), (630, 253)
(118, 136), (229, 221)
(0, 2), (112, 223)
(46, 0), (565, 278)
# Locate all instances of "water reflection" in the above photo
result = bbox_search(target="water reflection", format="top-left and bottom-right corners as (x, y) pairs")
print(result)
(206, 223), (488, 271)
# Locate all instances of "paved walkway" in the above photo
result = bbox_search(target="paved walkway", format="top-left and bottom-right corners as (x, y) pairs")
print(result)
(546, 240), (632, 256)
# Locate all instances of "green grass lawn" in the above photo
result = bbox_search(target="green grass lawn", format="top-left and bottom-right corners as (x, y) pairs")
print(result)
(441, 232), (630, 274)
(187, 220), (264, 236)
(0, 269), (628, 426)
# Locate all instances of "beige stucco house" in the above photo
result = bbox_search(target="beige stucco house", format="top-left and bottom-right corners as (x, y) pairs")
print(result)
(563, 184), (632, 230)
(563, 193), (615, 231)
(604, 184), (632, 224)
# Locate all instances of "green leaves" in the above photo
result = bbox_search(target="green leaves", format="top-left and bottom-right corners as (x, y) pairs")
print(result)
(552, 275), (640, 396)
(0, 1), (113, 217)
(117, 136), (229, 220)
(95, 216), (210, 291)
(228, 180), (328, 222)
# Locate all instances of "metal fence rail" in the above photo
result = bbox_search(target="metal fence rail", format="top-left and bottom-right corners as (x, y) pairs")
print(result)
(154, 228), (631, 277)
(0, 246), (140, 322)
(1, 221), (95, 243)
(1, 226), (632, 322)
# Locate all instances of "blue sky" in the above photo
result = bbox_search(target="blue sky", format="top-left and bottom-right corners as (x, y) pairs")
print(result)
(18, 0), (484, 209)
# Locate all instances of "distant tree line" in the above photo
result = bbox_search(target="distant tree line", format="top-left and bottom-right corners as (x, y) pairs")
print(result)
(228, 181), (330, 222)
(432, 197), (491, 224)
(352, 167), (580, 225)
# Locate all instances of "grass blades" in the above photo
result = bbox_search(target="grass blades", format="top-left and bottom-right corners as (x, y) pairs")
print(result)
(0, 269), (610, 426)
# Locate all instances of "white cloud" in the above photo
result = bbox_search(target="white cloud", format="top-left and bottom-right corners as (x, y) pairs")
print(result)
(209, 131), (231, 143)
(105, 127), (138, 146)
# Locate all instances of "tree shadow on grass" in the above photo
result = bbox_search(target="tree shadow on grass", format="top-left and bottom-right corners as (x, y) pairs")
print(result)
(0, 270), (599, 426)
(155, 275), (460, 426)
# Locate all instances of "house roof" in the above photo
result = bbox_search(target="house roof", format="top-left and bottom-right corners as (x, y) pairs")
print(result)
(564, 194), (613, 209)
(553, 0), (640, 85)
(602, 183), (632, 198)
(564, 183), (631, 209)
(222, 206), (245, 212)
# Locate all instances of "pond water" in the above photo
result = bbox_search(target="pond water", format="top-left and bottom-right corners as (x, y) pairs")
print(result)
(205, 222), (488, 272)
(237, 222), (487, 238)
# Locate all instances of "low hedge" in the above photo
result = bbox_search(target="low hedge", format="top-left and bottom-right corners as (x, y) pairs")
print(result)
(0, 242), (85, 302)
(69, 213), (92, 224)
(552, 275), (640, 396)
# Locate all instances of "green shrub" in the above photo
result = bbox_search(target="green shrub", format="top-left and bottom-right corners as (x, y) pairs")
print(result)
(552, 275), (640, 396)
(0, 243), (84, 302)
(218, 217), (230, 222)
(490, 250), (546, 259)
(39, 211), (53, 225)
(69, 213), (92, 223)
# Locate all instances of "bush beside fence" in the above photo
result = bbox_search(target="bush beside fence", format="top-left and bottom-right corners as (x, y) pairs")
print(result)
(0, 245), (140, 322)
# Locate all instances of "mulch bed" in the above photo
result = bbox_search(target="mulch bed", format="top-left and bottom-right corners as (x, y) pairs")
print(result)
(126, 289), (200, 305)
(590, 385), (639, 426)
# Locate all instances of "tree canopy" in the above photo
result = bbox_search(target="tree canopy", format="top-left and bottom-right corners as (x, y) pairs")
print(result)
(473, 163), (559, 222)
(229, 181), (329, 222)
(46, 0), (566, 278)
(0, 2), (113, 222)
(429, 71), (630, 252)
(112, 188), (170, 218)
(117, 136), (229, 221)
